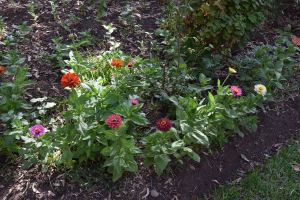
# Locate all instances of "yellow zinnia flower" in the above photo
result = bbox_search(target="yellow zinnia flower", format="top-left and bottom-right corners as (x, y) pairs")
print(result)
(254, 84), (267, 96)
(229, 67), (237, 74)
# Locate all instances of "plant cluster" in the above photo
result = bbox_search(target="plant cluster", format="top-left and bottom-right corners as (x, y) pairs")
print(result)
(158, 0), (274, 75)
(1, 33), (298, 181)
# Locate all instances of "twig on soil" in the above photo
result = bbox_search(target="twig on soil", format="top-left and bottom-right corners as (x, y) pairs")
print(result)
(140, 187), (149, 199)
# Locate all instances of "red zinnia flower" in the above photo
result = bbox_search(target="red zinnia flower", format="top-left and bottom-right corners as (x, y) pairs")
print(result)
(0, 66), (6, 75)
(128, 61), (134, 68)
(60, 72), (81, 88)
(292, 35), (300, 46)
(111, 59), (124, 68)
(230, 86), (242, 97)
(105, 114), (123, 129)
(156, 118), (172, 132)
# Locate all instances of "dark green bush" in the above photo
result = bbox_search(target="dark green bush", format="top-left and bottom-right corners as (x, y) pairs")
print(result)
(180, 0), (273, 50)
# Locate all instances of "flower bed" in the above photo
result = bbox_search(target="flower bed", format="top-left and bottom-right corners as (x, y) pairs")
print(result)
(0, 1), (300, 182)
(1, 34), (299, 181)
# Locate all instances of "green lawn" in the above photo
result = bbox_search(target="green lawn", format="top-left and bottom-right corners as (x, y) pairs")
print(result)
(212, 140), (300, 200)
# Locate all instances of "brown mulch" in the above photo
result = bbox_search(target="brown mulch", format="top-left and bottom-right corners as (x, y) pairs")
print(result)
(1, 1), (300, 200)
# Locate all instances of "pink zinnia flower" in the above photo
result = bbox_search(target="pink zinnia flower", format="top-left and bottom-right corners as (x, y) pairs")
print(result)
(230, 86), (242, 97)
(30, 125), (46, 138)
(156, 118), (172, 132)
(292, 35), (300, 46)
(105, 114), (123, 129)
(130, 99), (139, 106)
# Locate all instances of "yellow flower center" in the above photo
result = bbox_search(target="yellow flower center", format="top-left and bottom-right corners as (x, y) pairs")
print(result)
(160, 120), (167, 126)
(233, 88), (239, 94)
(257, 86), (265, 93)
(34, 128), (41, 134)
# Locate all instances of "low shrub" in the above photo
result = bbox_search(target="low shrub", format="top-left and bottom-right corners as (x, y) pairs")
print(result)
(158, 0), (274, 74)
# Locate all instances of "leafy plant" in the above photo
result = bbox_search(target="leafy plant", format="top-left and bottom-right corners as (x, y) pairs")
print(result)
(231, 35), (298, 95)
(0, 67), (32, 123)
(47, 31), (93, 67)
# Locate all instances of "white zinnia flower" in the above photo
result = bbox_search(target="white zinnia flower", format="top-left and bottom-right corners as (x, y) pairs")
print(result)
(254, 84), (267, 96)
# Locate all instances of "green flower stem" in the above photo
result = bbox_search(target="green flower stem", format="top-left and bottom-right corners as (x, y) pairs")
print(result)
(221, 74), (230, 87)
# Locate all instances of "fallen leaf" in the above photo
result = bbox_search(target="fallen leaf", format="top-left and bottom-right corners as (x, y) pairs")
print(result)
(211, 179), (220, 185)
(47, 190), (56, 197)
(240, 154), (250, 162)
(32, 183), (41, 194)
(231, 177), (242, 185)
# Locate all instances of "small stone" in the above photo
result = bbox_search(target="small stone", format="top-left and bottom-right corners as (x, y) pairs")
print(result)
(150, 189), (159, 197)
(189, 164), (196, 171)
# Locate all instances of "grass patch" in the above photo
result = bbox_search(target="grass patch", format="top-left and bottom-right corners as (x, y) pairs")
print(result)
(213, 140), (300, 200)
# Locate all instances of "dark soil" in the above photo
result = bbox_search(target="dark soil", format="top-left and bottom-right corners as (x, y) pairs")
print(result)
(1, 1), (300, 200)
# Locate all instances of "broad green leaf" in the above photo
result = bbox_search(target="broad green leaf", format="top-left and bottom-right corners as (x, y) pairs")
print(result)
(130, 114), (149, 126)
(183, 147), (200, 162)
(154, 154), (171, 176)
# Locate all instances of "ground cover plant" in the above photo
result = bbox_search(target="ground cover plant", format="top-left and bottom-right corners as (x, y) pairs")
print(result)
(1, 0), (300, 199)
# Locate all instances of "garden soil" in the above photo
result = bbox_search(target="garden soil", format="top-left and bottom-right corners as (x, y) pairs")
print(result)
(1, 0), (300, 199)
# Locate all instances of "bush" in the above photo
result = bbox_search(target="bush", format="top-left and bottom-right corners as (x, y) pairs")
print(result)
(159, 0), (274, 73)
(181, 0), (273, 48)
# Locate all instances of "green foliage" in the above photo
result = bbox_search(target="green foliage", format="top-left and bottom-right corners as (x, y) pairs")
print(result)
(47, 31), (93, 67)
(174, 80), (258, 145)
(179, 0), (273, 49)
(143, 128), (201, 175)
(159, 0), (274, 74)
(0, 68), (32, 122)
(232, 36), (298, 94)
(0, 58), (32, 155)
(10, 53), (152, 180)
(91, 0), (106, 19)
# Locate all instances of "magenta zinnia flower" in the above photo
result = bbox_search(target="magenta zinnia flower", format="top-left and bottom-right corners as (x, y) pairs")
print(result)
(30, 125), (46, 138)
(130, 99), (139, 106)
(230, 86), (242, 97)
(105, 114), (123, 129)
(156, 118), (172, 132)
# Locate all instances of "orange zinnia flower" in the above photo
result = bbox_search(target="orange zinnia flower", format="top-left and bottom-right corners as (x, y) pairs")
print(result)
(111, 58), (124, 68)
(60, 72), (81, 88)
(292, 35), (300, 46)
(0, 66), (6, 75)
